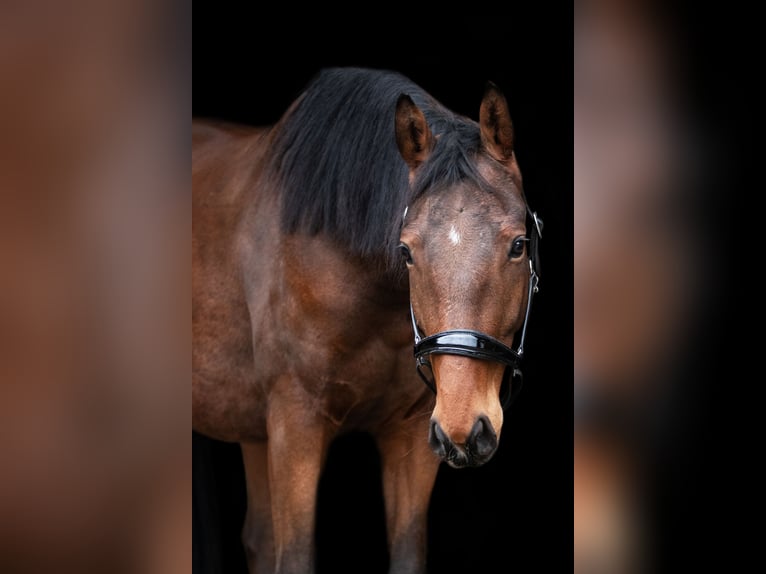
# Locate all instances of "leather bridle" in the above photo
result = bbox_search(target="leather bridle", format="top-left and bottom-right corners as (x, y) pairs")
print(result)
(408, 209), (542, 410)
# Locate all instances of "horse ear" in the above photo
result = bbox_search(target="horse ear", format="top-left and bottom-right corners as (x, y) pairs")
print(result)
(480, 82), (514, 163)
(395, 94), (433, 170)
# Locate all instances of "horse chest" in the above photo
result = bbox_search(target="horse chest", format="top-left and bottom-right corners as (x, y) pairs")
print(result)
(249, 290), (424, 431)
(259, 307), (411, 386)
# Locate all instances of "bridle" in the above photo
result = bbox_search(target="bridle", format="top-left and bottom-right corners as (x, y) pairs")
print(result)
(407, 208), (542, 410)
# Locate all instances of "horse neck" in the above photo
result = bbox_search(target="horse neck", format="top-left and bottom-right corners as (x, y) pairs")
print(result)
(284, 233), (407, 303)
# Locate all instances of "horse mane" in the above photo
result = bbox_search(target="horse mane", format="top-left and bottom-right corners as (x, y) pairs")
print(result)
(268, 67), (490, 269)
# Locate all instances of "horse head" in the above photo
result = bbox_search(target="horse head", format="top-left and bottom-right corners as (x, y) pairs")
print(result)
(396, 84), (538, 468)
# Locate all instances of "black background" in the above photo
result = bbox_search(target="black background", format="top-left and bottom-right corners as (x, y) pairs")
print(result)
(193, 6), (572, 573)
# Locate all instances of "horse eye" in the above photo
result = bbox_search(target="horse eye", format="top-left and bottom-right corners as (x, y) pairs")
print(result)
(509, 236), (528, 259)
(398, 243), (413, 265)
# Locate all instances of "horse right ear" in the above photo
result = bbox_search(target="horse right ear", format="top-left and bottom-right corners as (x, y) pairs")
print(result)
(480, 82), (514, 163)
(395, 95), (433, 170)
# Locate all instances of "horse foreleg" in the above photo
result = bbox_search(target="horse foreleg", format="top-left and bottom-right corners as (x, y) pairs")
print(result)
(377, 415), (441, 574)
(241, 441), (275, 574)
(266, 387), (334, 574)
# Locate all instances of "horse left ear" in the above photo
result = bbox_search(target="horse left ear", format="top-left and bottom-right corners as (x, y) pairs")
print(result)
(480, 82), (514, 163)
(395, 94), (433, 170)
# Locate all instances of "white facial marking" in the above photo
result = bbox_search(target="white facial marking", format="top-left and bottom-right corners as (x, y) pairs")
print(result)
(448, 225), (461, 246)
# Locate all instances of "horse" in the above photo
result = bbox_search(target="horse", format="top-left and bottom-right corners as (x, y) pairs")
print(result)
(193, 67), (541, 574)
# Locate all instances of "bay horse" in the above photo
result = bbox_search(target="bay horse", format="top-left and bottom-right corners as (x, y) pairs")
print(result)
(193, 68), (541, 574)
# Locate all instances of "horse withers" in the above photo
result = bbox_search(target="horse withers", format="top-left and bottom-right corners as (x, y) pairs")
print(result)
(193, 68), (540, 574)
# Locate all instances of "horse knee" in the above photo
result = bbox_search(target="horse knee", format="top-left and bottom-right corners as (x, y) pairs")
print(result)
(242, 514), (274, 574)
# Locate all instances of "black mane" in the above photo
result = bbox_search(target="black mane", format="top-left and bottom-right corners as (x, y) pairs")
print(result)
(269, 67), (490, 268)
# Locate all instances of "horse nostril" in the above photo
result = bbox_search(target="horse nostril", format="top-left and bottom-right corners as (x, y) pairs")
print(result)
(429, 419), (450, 457)
(468, 415), (498, 458)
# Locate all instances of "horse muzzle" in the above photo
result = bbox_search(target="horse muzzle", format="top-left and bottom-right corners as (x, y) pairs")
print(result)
(428, 415), (498, 468)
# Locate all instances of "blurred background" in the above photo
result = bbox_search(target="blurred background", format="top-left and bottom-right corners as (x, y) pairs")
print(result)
(575, 1), (747, 573)
(0, 0), (189, 572)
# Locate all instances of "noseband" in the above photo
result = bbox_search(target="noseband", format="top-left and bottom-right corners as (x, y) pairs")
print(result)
(408, 209), (542, 410)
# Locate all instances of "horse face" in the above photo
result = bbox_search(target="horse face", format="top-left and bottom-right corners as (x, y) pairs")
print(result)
(396, 87), (530, 468)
